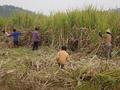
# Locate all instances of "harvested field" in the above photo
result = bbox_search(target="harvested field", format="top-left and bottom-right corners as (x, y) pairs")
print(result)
(0, 47), (120, 90)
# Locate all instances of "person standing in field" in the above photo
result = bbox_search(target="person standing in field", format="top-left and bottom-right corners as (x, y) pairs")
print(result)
(32, 27), (40, 51)
(10, 28), (21, 48)
(56, 46), (69, 69)
(99, 28), (112, 59)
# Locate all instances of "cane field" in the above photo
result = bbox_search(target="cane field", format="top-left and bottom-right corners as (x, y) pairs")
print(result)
(0, 8), (120, 90)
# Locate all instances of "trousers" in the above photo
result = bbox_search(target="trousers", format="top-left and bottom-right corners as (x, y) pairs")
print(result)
(104, 45), (112, 59)
(32, 41), (39, 50)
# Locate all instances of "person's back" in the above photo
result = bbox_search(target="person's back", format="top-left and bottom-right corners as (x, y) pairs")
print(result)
(11, 29), (21, 47)
(32, 27), (40, 50)
(11, 32), (21, 41)
(103, 33), (112, 46)
(57, 50), (69, 64)
(32, 31), (39, 42)
(56, 46), (69, 69)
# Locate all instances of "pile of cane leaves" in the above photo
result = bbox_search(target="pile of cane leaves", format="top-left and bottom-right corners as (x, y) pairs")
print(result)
(0, 47), (120, 90)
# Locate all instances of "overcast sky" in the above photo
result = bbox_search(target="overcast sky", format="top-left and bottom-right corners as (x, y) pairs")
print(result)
(0, 0), (120, 15)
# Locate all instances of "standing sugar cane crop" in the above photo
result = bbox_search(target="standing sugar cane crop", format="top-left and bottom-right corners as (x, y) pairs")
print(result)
(7, 31), (14, 48)
(68, 37), (79, 51)
(32, 27), (40, 51)
(99, 28), (113, 59)
(1, 30), (10, 48)
(56, 46), (70, 69)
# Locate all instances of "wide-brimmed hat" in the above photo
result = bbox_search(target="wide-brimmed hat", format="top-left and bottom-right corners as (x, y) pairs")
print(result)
(106, 28), (111, 34)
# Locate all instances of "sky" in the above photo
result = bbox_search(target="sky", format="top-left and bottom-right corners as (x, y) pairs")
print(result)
(0, 0), (120, 15)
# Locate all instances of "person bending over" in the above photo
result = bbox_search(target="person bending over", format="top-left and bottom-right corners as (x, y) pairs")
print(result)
(56, 46), (69, 69)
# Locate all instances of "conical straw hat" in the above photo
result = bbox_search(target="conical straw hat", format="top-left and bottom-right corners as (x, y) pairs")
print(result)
(106, 28), (111, 33)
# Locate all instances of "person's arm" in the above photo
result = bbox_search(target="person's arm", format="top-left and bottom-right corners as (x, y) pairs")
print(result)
(66, 54), (70, 62)
(18, 32), (21, 35)
(9, 33), (13, 37)
(37, 32), (40, 40)
(5, 32), (10, 36)
(56, 52), (59, 61)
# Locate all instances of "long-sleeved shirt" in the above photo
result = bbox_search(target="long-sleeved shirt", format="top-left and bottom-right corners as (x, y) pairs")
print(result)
(56, 50), (69, 64)
(102, 34), (112, 46)
(11, 32), (21, 41)
(32, 31), (40, 42)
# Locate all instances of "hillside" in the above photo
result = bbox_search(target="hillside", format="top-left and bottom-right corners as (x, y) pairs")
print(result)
(116, 8), (120, 12)
(0, 5), (33, 17)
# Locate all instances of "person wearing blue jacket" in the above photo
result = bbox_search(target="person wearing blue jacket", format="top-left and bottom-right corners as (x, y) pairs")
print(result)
(10, 28), (21, 48)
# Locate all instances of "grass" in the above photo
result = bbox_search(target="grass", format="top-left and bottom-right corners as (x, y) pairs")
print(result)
(0, 47), (120, 90)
